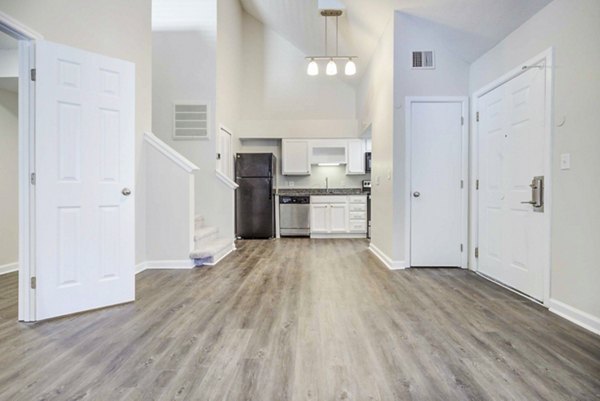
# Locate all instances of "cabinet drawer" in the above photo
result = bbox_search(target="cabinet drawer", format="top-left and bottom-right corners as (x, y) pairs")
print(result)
(349, 203), (366, 212)
(348, 196), (367, 204)
(311, 195), (347, 204)
(349, 222), (367, 232)
(349, 211), (366, 221)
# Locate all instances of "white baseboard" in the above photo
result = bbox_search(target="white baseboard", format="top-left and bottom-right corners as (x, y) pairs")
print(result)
(204, 243), (236, 266)
(135, 259), (194, 274)
(548, 298), (600, 336)
(0, 262), (18, 275)
(368, 244), (406, 270)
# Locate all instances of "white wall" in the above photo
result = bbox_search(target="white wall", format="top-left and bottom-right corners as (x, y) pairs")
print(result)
(0, 88), (18, 269)
(470, 0), (600, 322)
(356, 12), (470, 263)
(0, 0), (153, 264)
(238, 11), (358, 140)
(0, 49), (18, 77)
(239, 139), (369, 190)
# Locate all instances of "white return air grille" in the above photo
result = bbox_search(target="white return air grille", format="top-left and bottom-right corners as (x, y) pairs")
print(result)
(173, 103), (209, 140)
(412, 51), (435, 69)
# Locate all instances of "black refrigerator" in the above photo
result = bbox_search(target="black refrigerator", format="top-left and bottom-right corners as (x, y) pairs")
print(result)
(235, 153), (276, 239)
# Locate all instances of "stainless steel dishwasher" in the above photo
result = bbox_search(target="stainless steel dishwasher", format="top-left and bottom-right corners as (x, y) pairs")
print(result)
(279, 196), (310, 237)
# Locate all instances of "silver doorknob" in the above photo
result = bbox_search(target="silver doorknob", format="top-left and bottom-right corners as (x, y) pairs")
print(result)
(122, 188), (132, 196)
(413, 191), (420, 198)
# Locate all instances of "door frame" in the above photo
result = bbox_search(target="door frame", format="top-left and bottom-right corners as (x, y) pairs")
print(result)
(470, 48), (554, 305)
(0, 11), (43, 321)
(405, 96), (469, 269)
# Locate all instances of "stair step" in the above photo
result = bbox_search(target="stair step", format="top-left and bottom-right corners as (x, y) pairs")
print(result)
(190, 238), (232, 260)
(194, 226), (218, 241)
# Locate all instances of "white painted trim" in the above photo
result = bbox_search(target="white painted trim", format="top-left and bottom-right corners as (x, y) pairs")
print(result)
(368, 244), (406, 270)
(0, 11), (44, 40)
(470, 48), (554, 304)
(216, 169), (239, 189)
(311, 233), (367, 239)
(548, 299), (600, 336)
(0, 262), (18, 275)
(405, 96), (469, 269)
(136, 260), (195, 272)
(143, 132), (200, 173)
(204, 242), (236, 266)
(0, 14), (38, 322)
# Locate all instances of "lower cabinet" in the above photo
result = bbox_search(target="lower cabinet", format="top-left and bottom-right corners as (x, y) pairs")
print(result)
(310, 195), (366, 238)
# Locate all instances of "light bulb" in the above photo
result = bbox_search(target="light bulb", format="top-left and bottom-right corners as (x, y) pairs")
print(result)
(307, 59), (319, 76)
(345, 59), (356, 76)
(326, 59), (338, 76)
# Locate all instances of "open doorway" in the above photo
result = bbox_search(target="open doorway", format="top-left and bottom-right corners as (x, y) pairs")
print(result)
(0, 31), (19, 297)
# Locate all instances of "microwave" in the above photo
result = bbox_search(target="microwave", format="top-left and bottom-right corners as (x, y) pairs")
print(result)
(365, 152), (372, 173)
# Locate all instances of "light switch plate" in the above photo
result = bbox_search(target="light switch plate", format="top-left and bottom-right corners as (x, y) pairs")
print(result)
(560, 153), (571, 170)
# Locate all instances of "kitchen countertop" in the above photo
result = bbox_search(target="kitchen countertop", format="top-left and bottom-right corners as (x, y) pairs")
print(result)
(277, 188), (366, 196)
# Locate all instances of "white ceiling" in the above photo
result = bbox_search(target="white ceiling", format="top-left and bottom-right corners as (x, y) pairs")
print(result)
(152, 0), (216, 33)
(240, 0), (552, 72)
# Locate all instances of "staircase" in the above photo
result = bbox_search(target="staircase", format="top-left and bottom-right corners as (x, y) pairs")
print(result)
(190, 215), (234, 266)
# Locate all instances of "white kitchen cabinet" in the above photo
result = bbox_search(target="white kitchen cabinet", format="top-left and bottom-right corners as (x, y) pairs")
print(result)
(310, 204), (329, 233)
(310, 195), (366, 238)
(282, 139), (311, 175)
(330, 204), (349, 232)
(346, 139), (366, 175)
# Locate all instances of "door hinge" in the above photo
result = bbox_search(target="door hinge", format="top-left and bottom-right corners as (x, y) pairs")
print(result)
(30, 68), (36, 81)
(476, 111), (480, 122)
(461, 116), (464, 126)
(475, 247), (479, 258)
(460, 180), (464, 189)
(216, 153), (221, 160)
(30, 276), (37, 289)
(30, 172), (36, 185)
(475, 179), (479, 190)
(460, 244), (464, 252)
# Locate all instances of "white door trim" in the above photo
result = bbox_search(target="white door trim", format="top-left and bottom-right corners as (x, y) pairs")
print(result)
(405, 96), (469, 269)
(0, 12), (43, 322)
(470, 48), (554, 305)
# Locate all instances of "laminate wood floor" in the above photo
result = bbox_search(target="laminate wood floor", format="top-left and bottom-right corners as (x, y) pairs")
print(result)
(0, 239), (599, 400)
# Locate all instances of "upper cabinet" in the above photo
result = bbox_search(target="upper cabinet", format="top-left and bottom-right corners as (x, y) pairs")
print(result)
(346, 139), (366, 175)
(282, 139), (311, 175)
(282, 138), (368, 176)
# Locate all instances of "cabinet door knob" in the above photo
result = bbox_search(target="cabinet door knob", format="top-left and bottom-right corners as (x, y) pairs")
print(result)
(122, 188), (132, 196)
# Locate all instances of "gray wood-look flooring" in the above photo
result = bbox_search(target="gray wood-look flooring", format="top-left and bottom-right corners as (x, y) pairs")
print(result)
(0, 239), (599, 400)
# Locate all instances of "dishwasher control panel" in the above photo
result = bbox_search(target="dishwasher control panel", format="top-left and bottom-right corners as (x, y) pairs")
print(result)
(279, 196), (310, 204)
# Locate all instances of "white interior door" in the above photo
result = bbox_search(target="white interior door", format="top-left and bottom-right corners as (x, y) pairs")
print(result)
(410, 101), (464, 267)
(35, 40), (135, 320)
(478, 64), (548, 301)
(218, 127), (232, 179)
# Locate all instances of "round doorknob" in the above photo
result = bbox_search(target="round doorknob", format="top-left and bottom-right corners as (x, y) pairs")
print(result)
(122, 188), (132, 196)
(413, 191), (420, 198)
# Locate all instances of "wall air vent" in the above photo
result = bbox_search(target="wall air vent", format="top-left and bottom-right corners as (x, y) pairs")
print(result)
(412, 51), (435, 69)
(173, 103), (209, 140)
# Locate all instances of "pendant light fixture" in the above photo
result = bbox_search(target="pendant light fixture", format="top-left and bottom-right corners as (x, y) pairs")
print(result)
(305, 9), (357, 77)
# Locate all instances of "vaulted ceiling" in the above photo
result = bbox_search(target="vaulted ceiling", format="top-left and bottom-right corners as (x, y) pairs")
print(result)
(240, 0), (552, 70)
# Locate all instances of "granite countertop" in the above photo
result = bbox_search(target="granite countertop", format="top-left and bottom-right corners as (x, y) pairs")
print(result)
(277, 188), (366, 196)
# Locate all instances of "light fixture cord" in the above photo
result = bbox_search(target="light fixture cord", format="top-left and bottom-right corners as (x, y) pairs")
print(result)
(336, 16), (339, 56)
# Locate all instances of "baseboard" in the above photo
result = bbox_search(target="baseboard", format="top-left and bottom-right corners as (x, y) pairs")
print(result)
(0, 262), (18, 275)
(368, 244), (406, 270)
(548, 298), (600, 336)
(204, 243), (236, 266)
(310, 233), (367, 239)
(135, 259), (194, 274)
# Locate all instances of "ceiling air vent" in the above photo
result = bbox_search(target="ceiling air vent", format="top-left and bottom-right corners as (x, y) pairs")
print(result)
(173, 103), (209, 140)
(412, 51), (435, 69)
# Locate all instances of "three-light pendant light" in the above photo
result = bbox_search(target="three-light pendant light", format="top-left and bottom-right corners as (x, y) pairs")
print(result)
(306, 10), (357, 77)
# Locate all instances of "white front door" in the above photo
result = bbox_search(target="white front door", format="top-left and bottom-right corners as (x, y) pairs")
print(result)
(35, 40), (135, 320)
(410, 100), (464, 267)
(478, 64), (548, 301)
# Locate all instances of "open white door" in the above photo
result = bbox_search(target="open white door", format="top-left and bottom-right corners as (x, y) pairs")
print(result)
(217, 127), (233, 179)
(409, 99), (466, 267)
(477, 64), (548, 301)
(35, 40), (135, 320)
